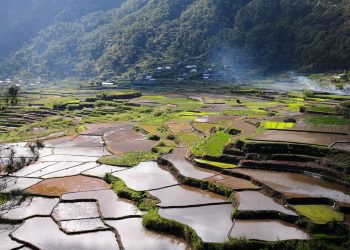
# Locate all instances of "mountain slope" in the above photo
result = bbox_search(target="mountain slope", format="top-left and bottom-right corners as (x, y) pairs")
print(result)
(0, 0), (124, 60)
(1, 0), (350, 80)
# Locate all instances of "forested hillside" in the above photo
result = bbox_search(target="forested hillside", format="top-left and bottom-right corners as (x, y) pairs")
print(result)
(0, 0), (123, 60)
(1, 0), (349, 80)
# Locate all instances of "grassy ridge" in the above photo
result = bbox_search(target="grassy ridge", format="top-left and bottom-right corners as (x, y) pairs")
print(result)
(192, 131), (231, 157)
(98, 151), (159, 167)
(293, 205), (344, 224)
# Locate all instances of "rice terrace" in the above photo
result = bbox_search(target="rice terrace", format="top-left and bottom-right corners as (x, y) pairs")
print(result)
(1, 0), (350, 249)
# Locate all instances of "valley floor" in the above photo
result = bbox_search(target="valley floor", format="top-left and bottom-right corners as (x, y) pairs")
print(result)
(0, 84), (350, 249)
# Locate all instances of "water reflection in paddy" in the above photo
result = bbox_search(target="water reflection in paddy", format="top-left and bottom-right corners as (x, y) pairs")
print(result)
(53, 147), (109, 157)
(60, 218), (108, 233)
(52, 202), (100, 221)
(112, 162), (177, 191)
(161, 148), (216, 179)
(150, 185), (229, 207)
(232, 169), (350, 203)
(0, 224), (22, 249)
(11, 217), (119, 250)
(159, 204), (233, 243)
(82, 164), (127, 178)
(230, 220), (310, 241)
(39, 154), (98, 162)
(41, 162), (98, 179)
(25, 176), (110, 196)
(13, 162), (56, 177)
(106, 218), (187, 250)
(237, 191), (297, 216)
(1, 197), (59, 220)
(1, 177), (41, 192)
(26, 161), (83, 177)
(61, 189), (143, 219)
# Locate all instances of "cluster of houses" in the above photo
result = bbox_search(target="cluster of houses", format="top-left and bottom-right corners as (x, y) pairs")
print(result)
(136, 63), (230, 83)
(332, 73), (349, 82)
(0, 79), (12, 86)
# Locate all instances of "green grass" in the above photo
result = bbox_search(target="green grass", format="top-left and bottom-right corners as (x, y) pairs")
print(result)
(307, 105), (337, 114)
(191, 131), (231, 156)
(0, 194), (7, 204)
(223, 108), (268, 116)
(306, 116), (348, 125)
(176, 132), (202, 147)
(98, 151), (159, 167)
(32, 96), (80, 109)
(193, 122), (216, 135)
(96, 90), (141, 100)
(0, 116), (78, 143)
(263, 121), (295, 130)
(194, 159), (236, 169)
(293, 205), (344, 224)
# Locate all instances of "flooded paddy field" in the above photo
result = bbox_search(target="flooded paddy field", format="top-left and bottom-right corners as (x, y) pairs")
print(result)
(149, 185), (229, 207)
(25, 176), (111, 196)
(236, 191), (296, 216)
(1, 83), (350, 249)
(11, 217), (119, 250)
(0, 197), (59, 220)
(112, 162), (178, 191)
(61, 189), (142, 219)
(230, 220), (310, 241)
(254, 130), (349, 146)
(106, 218), (187, 250)
(159, 204), (234, 243)
(205, 174), (260, 191)
(161, 148), (216, 179)
(232, 169), (350, 203)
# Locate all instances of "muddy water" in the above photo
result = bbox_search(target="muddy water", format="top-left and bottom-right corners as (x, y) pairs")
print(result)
(1, 197), (59, 220)
(45, 135), (76, 147)
(113, 162), (178, 191)
(60, 218), (108, 233)
(71, 135), (104, 147)
(0, 224), (22, 249)
(206, 174), (259, 190)
(25, 176), (110, 196)
(41, 162), (98, 179)
(150, 185), (228, 207)
(196, 115), (235, 123)
(230, 220), (310, 241)
(106, 218), (187, 250)
(61, 190), (143, 219)
(11, 217), (119, 250)
(52, 202), (100, 221)
(198, 104), (237, 112)
(107, 140), (158, 155)
(254, 130), (350, 146)
(82, 164), (127, 178)
(233, 169), (350, 203)
(104, 127), (157, 155)
(159, 204), (233, 243)
(236, 191), (296, 216)
(81, 122), (133, 136)
(161, 148), (216, 179)
(167, 122), (193, 133)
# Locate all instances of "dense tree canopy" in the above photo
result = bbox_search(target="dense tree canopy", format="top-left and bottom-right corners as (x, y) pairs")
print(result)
(0, 0), (349, 79)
